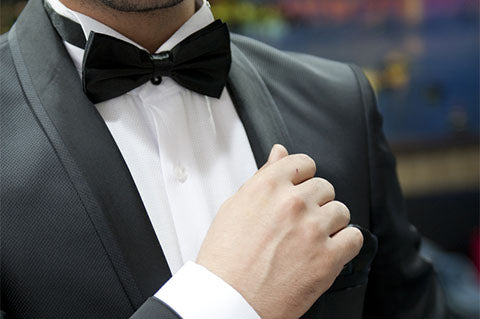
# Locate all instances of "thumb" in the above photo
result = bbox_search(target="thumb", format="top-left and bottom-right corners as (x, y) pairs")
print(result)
(257, 144), (289, 173)
(267, 144), (289, 164)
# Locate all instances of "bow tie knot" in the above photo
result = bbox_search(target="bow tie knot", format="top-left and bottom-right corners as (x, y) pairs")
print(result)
(150, 51), (174, 80)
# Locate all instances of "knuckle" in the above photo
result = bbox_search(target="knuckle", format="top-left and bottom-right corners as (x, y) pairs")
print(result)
(325, 180), (335, 198)
(334, 201), (351, 223)
(284, 194), (307, 214)
(315, 178), (335, 198)
(256, 174), (278, 191)
(350, 228), (364, 251)
(296, 153), (316, 172)
(355, 228), (364, 246)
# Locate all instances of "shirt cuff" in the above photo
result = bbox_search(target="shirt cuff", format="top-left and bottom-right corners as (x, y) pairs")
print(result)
(155, 261), (260, 319)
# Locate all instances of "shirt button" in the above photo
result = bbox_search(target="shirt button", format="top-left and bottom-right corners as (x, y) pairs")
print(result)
(174, 165), (188, 183)
(151, 77), (162, 85)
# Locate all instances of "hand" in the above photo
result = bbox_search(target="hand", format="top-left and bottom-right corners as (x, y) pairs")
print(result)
(197, 144), (364, 318)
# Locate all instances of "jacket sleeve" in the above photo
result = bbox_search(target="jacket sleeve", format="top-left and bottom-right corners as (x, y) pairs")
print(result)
(130, 298), (182, 319)
(349, 65), (446, 319)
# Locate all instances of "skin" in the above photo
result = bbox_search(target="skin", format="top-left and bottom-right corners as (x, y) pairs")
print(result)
(57, 1), (365, 315)
(60, 0), (197, 52)
(198, 145), (363, 318)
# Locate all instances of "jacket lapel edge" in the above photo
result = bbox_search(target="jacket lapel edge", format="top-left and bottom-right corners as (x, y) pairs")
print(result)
(228, 40), (293, 167)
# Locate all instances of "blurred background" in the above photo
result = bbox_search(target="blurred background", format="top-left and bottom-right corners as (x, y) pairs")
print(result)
(1, 0), (479, 317)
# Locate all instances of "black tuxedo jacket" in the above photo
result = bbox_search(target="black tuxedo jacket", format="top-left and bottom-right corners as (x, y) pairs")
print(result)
(1, 1), (445, 318)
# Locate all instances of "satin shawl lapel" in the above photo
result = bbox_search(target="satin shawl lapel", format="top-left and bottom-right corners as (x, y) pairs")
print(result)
(8, 0), (171, 307)
(228, 40), (293, 167)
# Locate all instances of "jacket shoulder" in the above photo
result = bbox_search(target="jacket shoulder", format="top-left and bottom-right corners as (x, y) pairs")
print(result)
(230, 33), (375, 140)
(230, 33), (364, 101)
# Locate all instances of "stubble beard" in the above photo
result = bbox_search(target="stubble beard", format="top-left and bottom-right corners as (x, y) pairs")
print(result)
(97, 0), (185, 12)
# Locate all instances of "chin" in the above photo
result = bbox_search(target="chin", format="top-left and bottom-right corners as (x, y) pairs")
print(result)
(99, 0), (185, 12)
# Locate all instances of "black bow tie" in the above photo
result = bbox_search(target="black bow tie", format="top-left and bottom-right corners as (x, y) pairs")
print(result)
(44, 2), (231, 103)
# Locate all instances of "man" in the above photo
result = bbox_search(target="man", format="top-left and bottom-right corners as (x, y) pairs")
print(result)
(0, 0), (445, 318)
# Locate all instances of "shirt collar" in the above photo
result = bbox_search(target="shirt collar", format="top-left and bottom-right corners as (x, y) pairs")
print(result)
(45, 0), (214, 53)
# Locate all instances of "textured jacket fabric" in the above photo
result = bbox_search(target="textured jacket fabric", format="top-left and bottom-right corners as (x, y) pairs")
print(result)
(1, 0), (445, 318)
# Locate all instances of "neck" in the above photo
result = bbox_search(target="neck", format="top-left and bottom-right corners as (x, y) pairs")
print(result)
(60, 0), (196, 53)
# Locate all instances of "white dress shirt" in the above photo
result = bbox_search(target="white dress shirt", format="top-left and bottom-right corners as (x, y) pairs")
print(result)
(46, 0), (260, 317)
